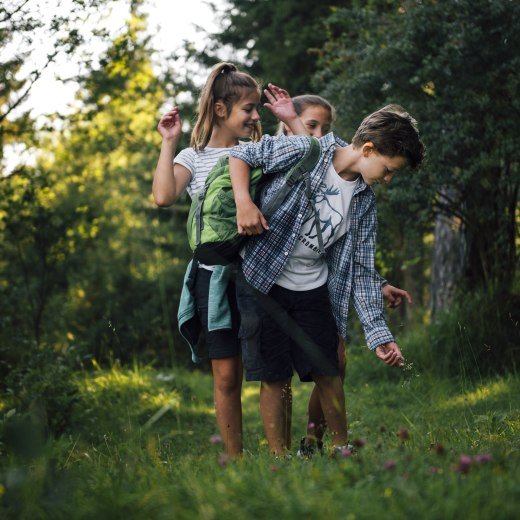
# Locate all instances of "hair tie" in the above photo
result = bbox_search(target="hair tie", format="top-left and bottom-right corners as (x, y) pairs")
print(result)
(220, 63), (237, 74)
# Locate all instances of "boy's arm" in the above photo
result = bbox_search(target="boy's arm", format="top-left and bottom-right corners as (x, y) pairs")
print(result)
(382, 283), (412, 308)
(229, 157), (269, 235)
(351, 199), (404, 366)
(229, 134), (313, 234)
(229, 134), (311, 175)
(377, 271), (412, 308)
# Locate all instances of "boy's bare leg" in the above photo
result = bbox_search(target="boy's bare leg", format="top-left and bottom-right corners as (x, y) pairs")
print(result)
(260, 379), (292, 455)
(310, 374), (347, 447)
(306, 336), (347, 443)
(212, 356), (243, 457)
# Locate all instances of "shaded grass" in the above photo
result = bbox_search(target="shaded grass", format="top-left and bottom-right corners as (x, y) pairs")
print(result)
(0, 349), (519, 519)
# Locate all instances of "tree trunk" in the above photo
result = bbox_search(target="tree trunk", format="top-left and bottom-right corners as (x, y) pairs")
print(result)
(430, 201), (466, 318)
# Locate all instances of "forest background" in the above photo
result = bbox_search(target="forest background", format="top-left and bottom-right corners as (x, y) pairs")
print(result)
(0, 0), (518, 508)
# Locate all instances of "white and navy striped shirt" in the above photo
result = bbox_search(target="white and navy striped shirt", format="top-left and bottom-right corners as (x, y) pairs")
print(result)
(174, 146), (232, 199)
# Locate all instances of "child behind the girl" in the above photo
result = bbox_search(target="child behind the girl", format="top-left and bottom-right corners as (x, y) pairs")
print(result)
(152, 62), (262, 457)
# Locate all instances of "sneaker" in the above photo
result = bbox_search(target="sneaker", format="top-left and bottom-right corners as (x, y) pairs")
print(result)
(296, 437), (324, 459)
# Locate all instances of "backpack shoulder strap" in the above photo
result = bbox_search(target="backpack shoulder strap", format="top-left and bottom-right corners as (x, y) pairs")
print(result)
(262, 135), (321, 218)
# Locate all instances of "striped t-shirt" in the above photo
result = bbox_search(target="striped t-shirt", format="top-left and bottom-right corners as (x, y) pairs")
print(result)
(174, 146), (232, 271)
(174, 146), (232, 198)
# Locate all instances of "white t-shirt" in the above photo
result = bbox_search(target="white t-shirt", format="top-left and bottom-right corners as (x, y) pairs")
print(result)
(275, 164), (359, 291)
(175, 146), (232, 270)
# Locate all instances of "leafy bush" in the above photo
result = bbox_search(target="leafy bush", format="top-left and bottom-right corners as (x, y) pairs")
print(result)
(1, 347), (80, 456)
(402, 290), (519, 379)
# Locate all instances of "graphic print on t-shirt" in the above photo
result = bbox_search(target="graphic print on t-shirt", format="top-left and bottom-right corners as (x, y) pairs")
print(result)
(300, 181), (344, 250)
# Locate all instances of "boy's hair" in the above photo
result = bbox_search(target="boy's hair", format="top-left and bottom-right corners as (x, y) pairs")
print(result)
(352, 104), (424, 169)
(191, 62), (262, 150)
(276, 94), (335, 136)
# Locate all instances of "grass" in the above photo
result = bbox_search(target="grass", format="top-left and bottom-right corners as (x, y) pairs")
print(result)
(0, 347), (519, 519)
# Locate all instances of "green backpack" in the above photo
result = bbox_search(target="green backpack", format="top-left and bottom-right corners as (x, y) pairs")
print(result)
(187, 135), (322, 265)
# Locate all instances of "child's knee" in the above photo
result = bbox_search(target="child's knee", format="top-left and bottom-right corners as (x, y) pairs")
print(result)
(215, 370), (241, 395)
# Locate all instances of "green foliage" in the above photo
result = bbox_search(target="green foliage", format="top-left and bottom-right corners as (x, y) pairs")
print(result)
(0, 0), (120, 169)
(401, 290), (520, 379)
(0, 347), (79, 457)
(0, 9), (193, 368)
(315, 0), (519, 294)
(200, 0), (341, 132)
(0, 358), (518, 518)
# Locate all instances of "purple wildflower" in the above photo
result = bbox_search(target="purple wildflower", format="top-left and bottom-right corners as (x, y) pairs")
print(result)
(218, 453), (230, 467)
(384, 459), (397, 470)
(473, 453), (492, 464)
(209, 434), (223, 444)
(339, 447), (352, 458)
(397, 427), (410, 442)
(352, 438), (367, 448)
(456, 454), (473, 474)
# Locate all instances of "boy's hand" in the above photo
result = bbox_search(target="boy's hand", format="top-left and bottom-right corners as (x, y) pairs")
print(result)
(236, 199), (269, 235)
(157, 107), (182, 142)
(375, 342), (405, 367)
(382, 284), (412, 308)
(263, 84), (298, 124)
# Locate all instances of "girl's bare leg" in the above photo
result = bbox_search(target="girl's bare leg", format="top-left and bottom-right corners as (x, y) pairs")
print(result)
(211, 356), (243, 457)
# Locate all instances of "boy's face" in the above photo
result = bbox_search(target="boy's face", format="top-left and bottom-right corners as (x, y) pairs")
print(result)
(358, 143), (407, 185)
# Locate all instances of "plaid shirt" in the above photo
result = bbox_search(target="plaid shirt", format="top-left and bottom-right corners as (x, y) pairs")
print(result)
(230, 133), (394, 350)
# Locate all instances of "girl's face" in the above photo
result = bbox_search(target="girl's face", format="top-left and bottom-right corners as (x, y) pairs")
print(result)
(219, 89), (261, 139)
(287, 105), (332, 138)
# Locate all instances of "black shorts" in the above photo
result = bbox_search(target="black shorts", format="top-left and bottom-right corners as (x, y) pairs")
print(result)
(236, 270), (339, 382)
(193, 267), (241, 360)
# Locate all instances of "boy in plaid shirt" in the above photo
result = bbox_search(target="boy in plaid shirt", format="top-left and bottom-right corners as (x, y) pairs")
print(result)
(230, 105), (424, 456)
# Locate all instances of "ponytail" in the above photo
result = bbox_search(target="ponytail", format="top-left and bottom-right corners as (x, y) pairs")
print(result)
(191, 62), (262, 150)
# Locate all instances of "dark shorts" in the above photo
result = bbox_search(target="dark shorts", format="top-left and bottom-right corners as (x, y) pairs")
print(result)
(193, 267), (241, 359)
(236, 269), (339, 382)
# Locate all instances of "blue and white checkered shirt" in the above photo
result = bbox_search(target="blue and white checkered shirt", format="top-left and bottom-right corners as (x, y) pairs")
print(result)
(230, 132), (394, 350)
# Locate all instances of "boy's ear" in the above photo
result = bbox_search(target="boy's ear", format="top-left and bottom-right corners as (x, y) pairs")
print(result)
(214, 101), (227, 119)
(362, 142), (376, 157)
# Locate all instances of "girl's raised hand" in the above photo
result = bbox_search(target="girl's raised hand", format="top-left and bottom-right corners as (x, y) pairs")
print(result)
(263, 83), (298, 124)
(157, 107), (182, 141)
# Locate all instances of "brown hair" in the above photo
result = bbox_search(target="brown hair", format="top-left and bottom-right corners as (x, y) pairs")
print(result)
(352, 104), (425, 169)
(190, 62), (262, 150)
(276, 94), (335, 136)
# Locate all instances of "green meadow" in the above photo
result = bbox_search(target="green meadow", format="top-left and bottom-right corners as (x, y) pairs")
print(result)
(1, 345), (518, 519)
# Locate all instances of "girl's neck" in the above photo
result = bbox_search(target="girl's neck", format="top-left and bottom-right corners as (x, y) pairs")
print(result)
(333, 144), (361, 181)
(207, 125), (240, 149)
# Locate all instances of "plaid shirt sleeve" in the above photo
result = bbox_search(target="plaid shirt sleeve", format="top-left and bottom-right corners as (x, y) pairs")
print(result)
(230, 134), (311, 174)
(352, 198), (395, 350)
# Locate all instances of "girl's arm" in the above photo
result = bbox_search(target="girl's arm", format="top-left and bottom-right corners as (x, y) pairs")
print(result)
(264, 84), (307, 135)
(229, 157), (269, 235)
(152, 107), (191, 206)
